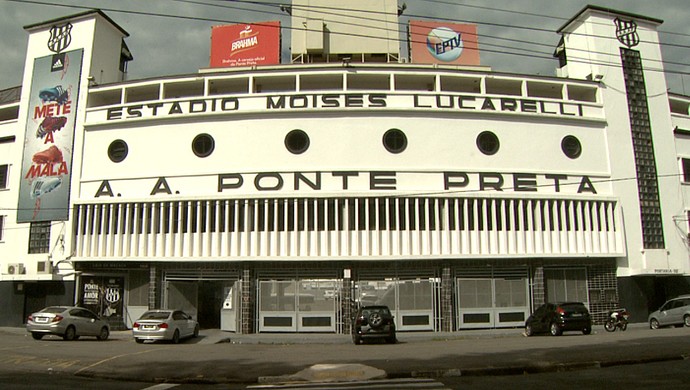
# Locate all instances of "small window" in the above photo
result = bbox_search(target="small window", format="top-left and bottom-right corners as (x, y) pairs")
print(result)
(682, 158), (690, 182)
(192, 133), (215, 158)
(476, 131), (499, 155)
(108, 140), (128, 163)
(561, 135), (582, 159)
(28, 221), (51, 254)
(382, 129), (407, 154)
(0, 164), (8, 189)
(285, 129), (310, 154)
(0, 215), (4, 241)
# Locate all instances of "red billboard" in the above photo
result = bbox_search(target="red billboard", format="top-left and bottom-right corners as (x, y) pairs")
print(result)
(210, 21), (281, 68)
(409, 21), (479, 66)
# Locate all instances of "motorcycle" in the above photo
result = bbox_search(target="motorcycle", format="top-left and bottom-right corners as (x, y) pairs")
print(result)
(604, 308), (629, 332)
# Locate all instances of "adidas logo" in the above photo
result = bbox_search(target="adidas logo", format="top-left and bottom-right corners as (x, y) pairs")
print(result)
(52, 59), (63, 69)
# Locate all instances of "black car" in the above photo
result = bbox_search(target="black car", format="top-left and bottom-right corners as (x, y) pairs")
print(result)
(352, 305), (396, 344)
(525, 302), (592, 336)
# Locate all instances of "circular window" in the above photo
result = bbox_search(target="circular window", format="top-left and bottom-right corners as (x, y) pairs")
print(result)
(382, 128), (407, 154)
(192, 133), (215, 158)
(476, 131), (500, 155)
(561, 135), (582, 159)
(108, 140), (128, 163)
(285, 129), (310, 154)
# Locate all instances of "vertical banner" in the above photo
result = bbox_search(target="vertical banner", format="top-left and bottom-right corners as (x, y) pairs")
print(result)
(17, 49), (83, 222)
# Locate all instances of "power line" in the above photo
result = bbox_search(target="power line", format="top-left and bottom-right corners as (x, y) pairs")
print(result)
(2, 0), (688, 78)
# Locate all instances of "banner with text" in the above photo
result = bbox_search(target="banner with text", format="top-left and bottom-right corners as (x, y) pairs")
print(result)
(17, 49), (83, 222)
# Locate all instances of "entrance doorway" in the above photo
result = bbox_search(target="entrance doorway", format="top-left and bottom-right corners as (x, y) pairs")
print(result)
(164, 279), (238, 331)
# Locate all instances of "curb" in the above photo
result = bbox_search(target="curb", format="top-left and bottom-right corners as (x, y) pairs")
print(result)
(409, 354), (690, 379)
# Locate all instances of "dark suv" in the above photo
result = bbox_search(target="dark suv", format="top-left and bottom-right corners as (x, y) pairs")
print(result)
(352, 305), (396, 344)
(525, 302), (592, 336)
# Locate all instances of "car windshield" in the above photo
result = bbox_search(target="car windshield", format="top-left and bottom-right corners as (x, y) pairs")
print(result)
(140, 311), (171, 320)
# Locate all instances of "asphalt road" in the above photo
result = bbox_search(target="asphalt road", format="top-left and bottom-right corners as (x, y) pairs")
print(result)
(1, 324), (689, 387)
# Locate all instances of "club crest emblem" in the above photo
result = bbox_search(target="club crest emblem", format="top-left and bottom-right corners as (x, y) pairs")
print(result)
(614, 18), (639, 48)
(48, 22), (72, 54)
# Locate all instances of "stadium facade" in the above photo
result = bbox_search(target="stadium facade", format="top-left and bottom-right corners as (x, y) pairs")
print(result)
(1, 1), (690, 333)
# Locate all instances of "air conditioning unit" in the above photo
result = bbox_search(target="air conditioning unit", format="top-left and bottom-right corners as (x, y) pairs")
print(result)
(37, 260), (53, 274)
(7, 263), (26, 275)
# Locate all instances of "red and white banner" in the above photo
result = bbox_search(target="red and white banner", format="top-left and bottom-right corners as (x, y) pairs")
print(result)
(210, 22), (281, 68)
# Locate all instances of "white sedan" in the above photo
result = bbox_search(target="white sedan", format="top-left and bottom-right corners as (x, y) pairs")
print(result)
(132, 309), (199, 343)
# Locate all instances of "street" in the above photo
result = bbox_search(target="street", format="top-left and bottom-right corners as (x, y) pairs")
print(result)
(0, 325), (690, 388)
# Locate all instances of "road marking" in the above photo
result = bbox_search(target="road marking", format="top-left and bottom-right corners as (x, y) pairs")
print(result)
(0, 346), (31, 351)
(248, 378), (450, 389)
(74, 347), (172, 375)
(142, 384), (179, 390)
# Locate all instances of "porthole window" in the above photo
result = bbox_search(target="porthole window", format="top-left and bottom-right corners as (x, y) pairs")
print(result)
(561, 135), (582, 159)
(192, 133), (215, 158)
(285, 129), (310, 154)
(476, 131), (500, 155)
(382, 128), (407, 154)
(108, 139), (128, 163)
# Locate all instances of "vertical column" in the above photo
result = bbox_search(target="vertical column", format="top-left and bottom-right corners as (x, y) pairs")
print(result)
(241, 267), (254, 334)
(148, 265), (157, 310)
(342, 268), (352, 335)
(532, 264), (545, 307)
(441, 266), (453, 332)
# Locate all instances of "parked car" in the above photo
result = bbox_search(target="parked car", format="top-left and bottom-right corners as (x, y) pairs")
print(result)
(525, 302), (592, 336)
(352, 305), (396, 344)
(132, 309), (199, 344)
(648, 295), (690, 329)
(26, 306), (110, 341)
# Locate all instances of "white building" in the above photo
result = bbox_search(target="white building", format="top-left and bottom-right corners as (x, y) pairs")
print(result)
(1, 2), (689, 333)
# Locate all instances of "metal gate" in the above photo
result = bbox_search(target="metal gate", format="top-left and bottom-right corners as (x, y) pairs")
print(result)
(258, 279), (339, 332)
(456, 267), (529, 329)
(355, 272), (438, 332)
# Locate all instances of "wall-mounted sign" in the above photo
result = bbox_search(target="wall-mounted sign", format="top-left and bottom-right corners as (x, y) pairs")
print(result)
(210, 21), (281, 67)
(614, 18), (639, 48)
(98, 93), (588, 123)
(409, 21), (479, 65)
(17, 49), (83, 223)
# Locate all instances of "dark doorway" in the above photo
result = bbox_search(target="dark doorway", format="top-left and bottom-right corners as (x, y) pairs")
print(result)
(197, 281), (223, 329)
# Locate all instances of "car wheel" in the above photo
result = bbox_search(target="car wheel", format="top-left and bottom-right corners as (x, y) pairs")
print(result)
(684, 315), (690, 327)
(31, 332), (44, 340)
(63, 326), (77, 341)
(549, 322), (562, 336)
(582, 327), (592, 335)
(171, 329), (180, 344)
(524, 324), (534, 337)
(193, 324), (200, 338)
(650, 318), (660, 330)
(97, 327), (109, 341)
(135, 338), (144, 344)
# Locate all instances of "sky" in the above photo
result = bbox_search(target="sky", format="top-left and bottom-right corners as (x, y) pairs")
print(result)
(0, 0), (688, 94)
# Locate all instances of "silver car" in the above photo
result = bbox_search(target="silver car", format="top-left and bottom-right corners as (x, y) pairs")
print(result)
(648, 295), (690, 329)
(26, 306), (110, 341)
(132, 309), (199, 344)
